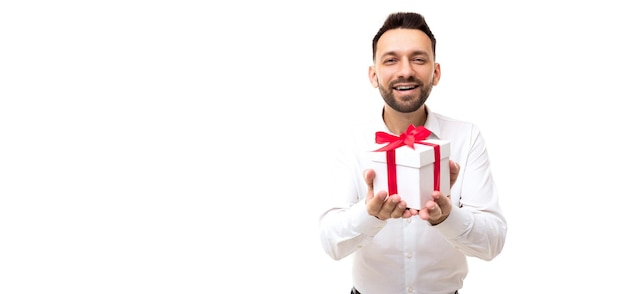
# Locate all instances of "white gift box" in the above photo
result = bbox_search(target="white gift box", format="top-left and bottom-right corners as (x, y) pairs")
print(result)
(370, 139), (450, 210)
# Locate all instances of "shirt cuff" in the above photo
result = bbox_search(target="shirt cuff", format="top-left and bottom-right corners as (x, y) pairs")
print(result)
(349, 200), (386, 237)
(432, 205), (471, 239)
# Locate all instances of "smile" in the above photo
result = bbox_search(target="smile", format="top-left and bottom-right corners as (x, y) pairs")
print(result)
(393, 85), (418, 91)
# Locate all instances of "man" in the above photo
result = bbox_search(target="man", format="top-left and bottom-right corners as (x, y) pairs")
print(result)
(319, 12), (507, 294)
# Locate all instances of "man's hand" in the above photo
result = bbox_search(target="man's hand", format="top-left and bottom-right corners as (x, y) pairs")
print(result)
(363, 169), (418, 220)
(418, 191), (452, 225)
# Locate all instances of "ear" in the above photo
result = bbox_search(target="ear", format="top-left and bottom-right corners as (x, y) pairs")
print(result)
(432, 63), (441, 86)
(368, 65), (379, 88)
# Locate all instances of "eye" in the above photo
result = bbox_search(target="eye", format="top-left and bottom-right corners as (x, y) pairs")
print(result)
(383, 58), (397, 64)
(413, 58), (426, 64)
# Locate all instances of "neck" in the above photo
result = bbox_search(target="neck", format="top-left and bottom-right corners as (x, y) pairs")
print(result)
(382, 105), (428, 135)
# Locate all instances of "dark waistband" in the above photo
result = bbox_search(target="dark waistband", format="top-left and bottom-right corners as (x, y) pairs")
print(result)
(352, 287), (458, 294)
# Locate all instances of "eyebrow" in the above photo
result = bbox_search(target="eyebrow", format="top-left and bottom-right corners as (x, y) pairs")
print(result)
(380, 50), (430, 59)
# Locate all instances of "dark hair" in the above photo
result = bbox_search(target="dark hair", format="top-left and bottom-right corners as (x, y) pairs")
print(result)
(372, 12), (436, 61)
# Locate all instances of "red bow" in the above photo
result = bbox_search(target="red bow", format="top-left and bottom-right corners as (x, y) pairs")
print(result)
(374, 124), (432, 152)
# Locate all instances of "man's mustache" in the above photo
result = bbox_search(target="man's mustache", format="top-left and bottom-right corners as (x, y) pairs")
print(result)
(390, 77), (423, 87)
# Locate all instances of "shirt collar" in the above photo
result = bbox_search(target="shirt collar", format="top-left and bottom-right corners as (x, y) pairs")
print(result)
(423, 106), (444, 139)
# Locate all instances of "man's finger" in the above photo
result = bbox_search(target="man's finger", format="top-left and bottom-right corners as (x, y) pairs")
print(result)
(449, 160), (460, 187)
(363, 169), (375, 190)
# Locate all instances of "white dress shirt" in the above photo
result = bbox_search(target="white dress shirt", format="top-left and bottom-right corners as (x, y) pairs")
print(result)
(319, 106), (507, 294)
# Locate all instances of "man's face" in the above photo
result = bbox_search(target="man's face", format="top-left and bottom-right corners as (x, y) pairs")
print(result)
(368, 28), (441, 113)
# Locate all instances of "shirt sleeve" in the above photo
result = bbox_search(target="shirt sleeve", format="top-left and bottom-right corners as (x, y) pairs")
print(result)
(433, 126), (508, 261)
(318, 134), (386, 260)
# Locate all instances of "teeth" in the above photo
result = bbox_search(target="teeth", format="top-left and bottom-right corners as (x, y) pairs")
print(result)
(395, 85), (416, 90)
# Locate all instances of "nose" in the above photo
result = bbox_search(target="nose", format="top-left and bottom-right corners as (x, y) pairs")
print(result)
(397, 58), (415, 78)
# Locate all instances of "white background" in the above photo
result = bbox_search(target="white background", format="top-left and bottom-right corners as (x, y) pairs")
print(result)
(1, 1), (625, 293)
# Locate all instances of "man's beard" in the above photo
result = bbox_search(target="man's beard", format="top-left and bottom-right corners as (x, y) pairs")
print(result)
(378, 77), (433, 113)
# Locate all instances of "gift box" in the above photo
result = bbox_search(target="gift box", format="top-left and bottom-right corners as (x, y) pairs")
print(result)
(370, 125), (450, 210)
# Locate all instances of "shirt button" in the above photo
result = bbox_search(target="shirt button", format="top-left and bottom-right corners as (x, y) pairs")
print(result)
(406, 252), (412, 259)
(406, 218), (412, 224)
(408, 287), (414, 293)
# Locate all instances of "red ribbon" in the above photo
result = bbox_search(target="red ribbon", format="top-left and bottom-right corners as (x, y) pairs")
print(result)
(374, 125), (441, 195)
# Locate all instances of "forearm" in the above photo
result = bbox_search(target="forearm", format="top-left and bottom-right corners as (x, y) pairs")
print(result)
(319, 201), (386, 260)
(434, 205), (507, 260)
